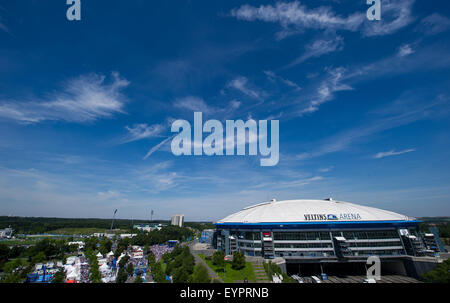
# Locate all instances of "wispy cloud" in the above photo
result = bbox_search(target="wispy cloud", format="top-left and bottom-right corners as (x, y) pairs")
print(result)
(121, 123), (165, 143)
(285, 36), (344, 68)
(143, 135), (175, 159)
(230, 1), (364, 38)
(297, 67), (352, 116)
(0, 8), (9, 34)
(0, 72), (129, 123)
(173, 96), (218, 114)
(230, 1), (414, 38)
(264, 70), (301, 91)
(373, 148), (416, 159)
(397, 44), (415, 57)
(297, 93), (447, 160)
(0, 20), (8, 33)
(418, 13), (450, 35)
(362, 0), (415, 36)
(318, 166), (334, 173)
(227, 76), (265, 99)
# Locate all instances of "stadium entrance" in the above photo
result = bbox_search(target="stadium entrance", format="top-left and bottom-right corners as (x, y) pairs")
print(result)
(286, 259), (408, 277)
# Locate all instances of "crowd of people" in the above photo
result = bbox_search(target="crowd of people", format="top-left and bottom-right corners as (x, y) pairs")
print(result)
(79, 256), (90, 283)
(150, 244), (174, 262)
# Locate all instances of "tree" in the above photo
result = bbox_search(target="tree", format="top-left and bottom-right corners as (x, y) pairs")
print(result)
(116, 268), (128, 283)
(173, 267), (191, 283)
(0, 272), (22, 283)
(151, 261), (165, 283)
(32, 251), (46, 264)
(84, 237), (99, 251)
(134, 275), (142, 283)
(99, 239), (112, 255)
(126, 263), (134, 276)
(118, 255), (130, 268)
(0, 243), (9, 268)
(231, 252), (245, 270)
(421, 259), (450, 283)
(147, 251), (156, 264)
(212, 251), (225, 271)
(192, 264), (211, 283)
(53, 269), (65, 283)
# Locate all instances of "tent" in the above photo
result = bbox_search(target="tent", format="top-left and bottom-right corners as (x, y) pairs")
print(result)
(99, 263), (109, 272)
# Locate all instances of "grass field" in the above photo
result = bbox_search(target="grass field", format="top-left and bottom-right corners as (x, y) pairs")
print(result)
(48, 227), (108, 235)
(48, 227), (129, 235)
(199, 254), (256, 283)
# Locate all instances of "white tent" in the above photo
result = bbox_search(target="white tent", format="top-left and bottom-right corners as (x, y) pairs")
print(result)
(67, 271), (78, 280)
(96, 252), (103, 258)
(99, 263), (109, 272)
(107, 251), (114, 257)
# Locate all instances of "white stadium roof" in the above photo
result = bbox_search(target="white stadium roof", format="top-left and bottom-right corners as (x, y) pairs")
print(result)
(216, 199), (415, 224)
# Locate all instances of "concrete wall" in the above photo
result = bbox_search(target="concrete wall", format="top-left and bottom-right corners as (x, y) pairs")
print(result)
(403, 257), (440, 278)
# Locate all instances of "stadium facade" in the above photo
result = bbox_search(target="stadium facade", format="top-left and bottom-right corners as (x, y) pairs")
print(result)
(214, 199), (442, 276)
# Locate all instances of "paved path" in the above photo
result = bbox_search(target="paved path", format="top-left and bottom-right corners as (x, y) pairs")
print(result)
(188, 240), (224, 283)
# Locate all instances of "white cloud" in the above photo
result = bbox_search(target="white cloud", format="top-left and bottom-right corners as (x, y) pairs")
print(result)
(285, 36), (344, 68)
(231, 1), (414, 38)
(397, 44), (415, 57)
(173, 96), (218, 114)
(297, 67), (352, 116)
(419, 13), (450, 35)
(227, 76), (264, 99)
(230, 1), (364, 37)
(122, 123), (165, 143)
(363, 0), (415, 37)
(0, 72), (129, 123)
(373, 148), (416, 159)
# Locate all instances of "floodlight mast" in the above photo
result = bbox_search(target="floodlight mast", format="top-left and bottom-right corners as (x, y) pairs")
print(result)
(110, 209), (118, 232)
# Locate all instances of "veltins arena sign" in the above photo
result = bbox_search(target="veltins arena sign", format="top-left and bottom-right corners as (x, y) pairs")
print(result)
(304, 213), (362, 221)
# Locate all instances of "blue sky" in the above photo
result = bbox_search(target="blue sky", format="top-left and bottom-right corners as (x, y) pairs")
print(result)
(0, 0), (449, 221)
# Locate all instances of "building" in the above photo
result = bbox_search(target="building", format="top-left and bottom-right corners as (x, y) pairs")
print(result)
(199, 229), (215, 244)
(133, 224), (153, 232)
(171, 214), (184, 227)
(214, 198), (443, 278)
(133, 223), (164, 232)
(0, 227), (13, 239)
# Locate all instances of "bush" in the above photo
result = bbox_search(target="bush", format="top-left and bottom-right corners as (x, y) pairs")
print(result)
(231, 252), (245, 270)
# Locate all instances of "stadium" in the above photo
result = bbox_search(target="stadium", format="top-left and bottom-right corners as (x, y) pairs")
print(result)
(214, 198), (442, 278)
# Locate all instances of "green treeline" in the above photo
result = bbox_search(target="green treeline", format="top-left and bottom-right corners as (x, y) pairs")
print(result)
(0, 216), (214, 234)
